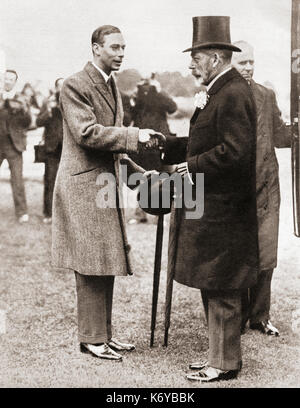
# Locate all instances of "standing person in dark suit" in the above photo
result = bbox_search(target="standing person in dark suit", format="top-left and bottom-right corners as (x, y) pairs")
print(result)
(232, 41), (291, 337)
(36, 78), (64, 224)
(0, 70), (31, 223)
(129, 76), (177, 223)
(162, 17), (259, 382)
(131, 76), (177, 172)
(52, 25), (163, 361)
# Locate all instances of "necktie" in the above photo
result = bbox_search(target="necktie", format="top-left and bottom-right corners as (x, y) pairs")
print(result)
(107, 77), (115, 99)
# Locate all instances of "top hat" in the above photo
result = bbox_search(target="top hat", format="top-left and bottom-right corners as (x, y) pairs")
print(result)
(183, 16), (241, 53)
(137, 173), (174, 216)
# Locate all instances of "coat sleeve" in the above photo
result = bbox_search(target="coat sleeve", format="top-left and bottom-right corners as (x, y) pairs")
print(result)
(187, 89), (255, 180)
(158, 92), (177, 114)
(270, 90), (291, 148)
(36, 103), (52, 128)
(11, 109), (31, 130)
(162, 135), (188, 165)
(60, 77), (140, 153)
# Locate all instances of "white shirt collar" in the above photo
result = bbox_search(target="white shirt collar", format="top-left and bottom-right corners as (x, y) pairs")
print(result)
(207, 66), (232, 91)
(92, 62), (111, 83)
(2, 89), (16, 100)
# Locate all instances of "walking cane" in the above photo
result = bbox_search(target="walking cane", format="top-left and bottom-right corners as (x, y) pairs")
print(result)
(163, 266), (174, 347)
(150, 213), (164, 347)
(164, 205), (180, 347)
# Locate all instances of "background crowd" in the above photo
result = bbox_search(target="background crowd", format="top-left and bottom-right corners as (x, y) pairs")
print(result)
(0, 70), (181, 225)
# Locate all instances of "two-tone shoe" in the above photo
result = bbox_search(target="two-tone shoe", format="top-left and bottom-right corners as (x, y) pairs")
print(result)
(80, 343), (123, 360)
(189, 360), (242, 371)
(186, 366), (239, 382)
(108, 338), (135, 352)
(250, 320), (279, 336)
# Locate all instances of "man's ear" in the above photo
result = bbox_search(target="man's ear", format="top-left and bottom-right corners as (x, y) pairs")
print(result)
(212, 53), (219, 68)
(92, 43), (102, 56)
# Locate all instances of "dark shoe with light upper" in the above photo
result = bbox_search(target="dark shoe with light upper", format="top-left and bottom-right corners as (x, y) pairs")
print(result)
(108, 338), (135, 352)
(187, 366), (239, 382)
(80, 343), (123, 360)
(250, 320), (279, 336)
(189, 360), (242, 370)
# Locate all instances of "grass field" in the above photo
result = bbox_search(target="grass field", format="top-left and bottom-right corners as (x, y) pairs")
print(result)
(0, 128), (300, 388)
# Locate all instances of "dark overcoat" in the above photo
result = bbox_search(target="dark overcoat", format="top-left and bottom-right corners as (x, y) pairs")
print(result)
(52, 62), (143, 276)
(36, 103), (63, 155)
(251, 81), (290, 270)
(130, 85), (177, 171)
(0, 99), (31, 152)
(164, 68), (259, 290)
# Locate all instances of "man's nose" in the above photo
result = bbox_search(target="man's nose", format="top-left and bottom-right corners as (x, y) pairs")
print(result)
(189, 60), (195, 69)
(245, 62), (253, 71)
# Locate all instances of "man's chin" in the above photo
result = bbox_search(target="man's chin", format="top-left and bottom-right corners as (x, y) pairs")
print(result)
(112, 63), (122, 71)
(242, 74), (253, 81)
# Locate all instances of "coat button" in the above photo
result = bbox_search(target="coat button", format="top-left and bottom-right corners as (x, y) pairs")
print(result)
(264, 204), (268, 210)
(263, 154), (268, 161)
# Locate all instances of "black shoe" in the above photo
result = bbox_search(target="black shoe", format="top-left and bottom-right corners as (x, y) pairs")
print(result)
(250, 320), (279, 336)
(187, 366), (239, 382)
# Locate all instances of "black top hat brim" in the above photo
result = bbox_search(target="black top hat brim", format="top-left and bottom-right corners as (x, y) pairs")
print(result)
(183, 42), (241, 53)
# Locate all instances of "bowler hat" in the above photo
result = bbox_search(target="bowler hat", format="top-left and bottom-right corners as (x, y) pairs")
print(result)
(183, 16), (241, 53)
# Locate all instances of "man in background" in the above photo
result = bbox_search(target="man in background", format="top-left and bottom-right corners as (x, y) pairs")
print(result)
(129, 75), (177, 223)
(131, 74), (177, 172)
(36, 78), (64, 224)
(0, 70), (31, 223)
(232, 41), (291, 336)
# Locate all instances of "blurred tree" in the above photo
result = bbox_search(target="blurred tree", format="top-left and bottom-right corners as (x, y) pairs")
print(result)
(155, 71), (196, 97)
(115, 69), (196, 97)
(115, 69), (142, 93)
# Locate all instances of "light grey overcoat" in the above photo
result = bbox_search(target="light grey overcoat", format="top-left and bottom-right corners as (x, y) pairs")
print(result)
(52, 62), (143, 276)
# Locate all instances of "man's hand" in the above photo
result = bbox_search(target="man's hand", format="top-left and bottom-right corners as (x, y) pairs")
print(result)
(175, 162), (194, 185)
(139, 130), (166, 150)
(176, 162), (188, 176)
(138, 128), (156, 143)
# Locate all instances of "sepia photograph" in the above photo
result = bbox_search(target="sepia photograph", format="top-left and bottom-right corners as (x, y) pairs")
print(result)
(0, 0), (299, 391)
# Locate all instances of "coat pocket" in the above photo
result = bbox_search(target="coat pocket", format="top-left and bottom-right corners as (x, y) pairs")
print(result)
(71, 167), (101, 184)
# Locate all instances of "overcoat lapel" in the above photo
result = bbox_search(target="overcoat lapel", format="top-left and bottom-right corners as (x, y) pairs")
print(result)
(190, 108), (201, 125)
(84, 62), (116, 114)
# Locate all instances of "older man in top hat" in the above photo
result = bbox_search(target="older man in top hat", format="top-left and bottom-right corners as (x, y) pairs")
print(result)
(232, 41), (291, 337)
(162, 16), (259, 382)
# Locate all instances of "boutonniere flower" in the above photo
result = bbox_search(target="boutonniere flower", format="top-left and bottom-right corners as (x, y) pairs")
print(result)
(194, 90), (209, 109)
